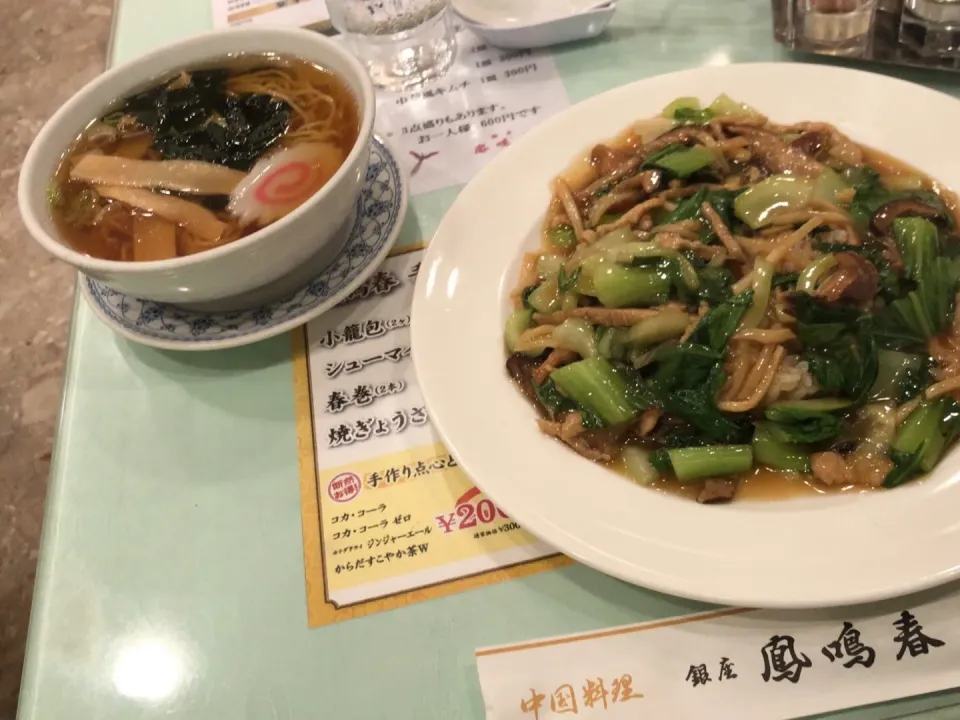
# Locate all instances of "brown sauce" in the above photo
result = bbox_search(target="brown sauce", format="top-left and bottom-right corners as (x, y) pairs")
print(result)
(859, 143), (960, 226)
(610, 460), (871, 503)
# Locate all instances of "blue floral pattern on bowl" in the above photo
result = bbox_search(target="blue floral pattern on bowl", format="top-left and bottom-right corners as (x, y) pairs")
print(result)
(82, 137), (405, 350)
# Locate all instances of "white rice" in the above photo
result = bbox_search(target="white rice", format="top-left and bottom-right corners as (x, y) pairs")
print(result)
(763, 355), (817, 405)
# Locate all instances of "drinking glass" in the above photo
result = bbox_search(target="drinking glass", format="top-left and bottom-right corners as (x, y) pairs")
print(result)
(326, 0), (458, 92)
(795, 0), (878, 55)
(899, 0), (960, 57)
(772, 0), (797, 43)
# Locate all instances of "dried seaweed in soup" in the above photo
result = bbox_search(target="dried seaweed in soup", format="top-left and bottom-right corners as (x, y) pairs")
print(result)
(117, 70), (291, 171)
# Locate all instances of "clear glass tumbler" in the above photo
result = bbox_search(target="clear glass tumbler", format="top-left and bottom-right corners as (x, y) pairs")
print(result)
(900, 0), (960, 57)
(772, 0), (797, 43)
(795, 0), (878, 55)
(326, 0), (457, 92)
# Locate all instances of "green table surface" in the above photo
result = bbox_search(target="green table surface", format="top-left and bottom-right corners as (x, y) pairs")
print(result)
(16, 1), (960, 718)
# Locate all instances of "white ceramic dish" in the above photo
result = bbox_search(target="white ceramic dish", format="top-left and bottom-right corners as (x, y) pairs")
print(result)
(451, 0), (610, 27)
(18, 27), (375, 306)
(82, 136), (406, 352)
(412, 62), (960, 609)
(456, 5), (616, 50)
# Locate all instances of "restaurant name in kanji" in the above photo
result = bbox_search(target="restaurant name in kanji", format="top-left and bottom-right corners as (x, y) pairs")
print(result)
(682, 612), (947, 691)
(520, 674), (643, 718)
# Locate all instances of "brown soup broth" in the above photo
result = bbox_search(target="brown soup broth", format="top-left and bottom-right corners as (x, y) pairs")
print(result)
(50, 54), (360, 262)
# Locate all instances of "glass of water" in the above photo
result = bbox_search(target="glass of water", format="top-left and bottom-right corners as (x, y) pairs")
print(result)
(326, 0), (457, 92)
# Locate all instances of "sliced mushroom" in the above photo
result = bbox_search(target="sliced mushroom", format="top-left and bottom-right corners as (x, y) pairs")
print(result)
(870, 198), (941, 236)
(815, 251), (879, 303)
(506, 353), (544, 408)
(644, 126), (711, 154)
(697, 479), (738, 504)
(789, 131), (829, 159)
(576, 153), (644, 202)
(590, 144), (637, 177)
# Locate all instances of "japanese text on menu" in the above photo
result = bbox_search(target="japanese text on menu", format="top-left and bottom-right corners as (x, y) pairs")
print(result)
(212, 0), (328, 28)
(313, 256), (425, 458)
(476, 599), (960, 720)
(377, 29), (570, 196)
(303, 251), (555, 609)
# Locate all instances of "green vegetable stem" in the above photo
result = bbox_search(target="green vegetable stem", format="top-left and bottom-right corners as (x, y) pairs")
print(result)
(734, 175), (814, 229)
(654, 445), (753, 482)
(592, 264), (672, 308)
(548, 225), (576, 250)
(883, 397), (960, 488)
(647, 146), (716, 179)
(622, 446), (660, 484)
(752, 422), (811, 473)
(503, 309), (533, 353)
(551, 358), (639, 426)
(625, 309), (689, 348)
(893, 217), (939, 282)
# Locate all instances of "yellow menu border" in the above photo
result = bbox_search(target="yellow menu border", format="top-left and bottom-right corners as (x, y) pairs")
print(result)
(292, 245), (571, 628)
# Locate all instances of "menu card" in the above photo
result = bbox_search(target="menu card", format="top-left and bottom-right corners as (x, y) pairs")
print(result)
(294, 249), (571, 627)
(375, 32), (571, 196)
(290, 28), (577, 626)
(210, 0), (330, 29)
(475, 591), (960, 719)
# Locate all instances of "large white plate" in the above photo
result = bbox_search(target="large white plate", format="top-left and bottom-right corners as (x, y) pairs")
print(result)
(411, 63), (960, 609)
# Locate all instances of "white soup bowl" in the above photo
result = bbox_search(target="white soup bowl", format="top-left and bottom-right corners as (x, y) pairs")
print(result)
(18, 27), (375, 305)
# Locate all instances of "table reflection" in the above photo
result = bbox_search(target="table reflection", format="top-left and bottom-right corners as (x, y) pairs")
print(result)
(110, 631), (196, 705)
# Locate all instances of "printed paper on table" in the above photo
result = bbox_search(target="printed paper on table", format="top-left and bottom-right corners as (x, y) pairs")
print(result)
(475, 589), (960, 719)
(375, 29), (570, 196)
(211, 0), (330, 29)
(294, 249), (571, 628)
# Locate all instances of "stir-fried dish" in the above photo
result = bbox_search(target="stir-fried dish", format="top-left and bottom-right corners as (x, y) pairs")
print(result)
(504, 94), (960, 504)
